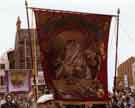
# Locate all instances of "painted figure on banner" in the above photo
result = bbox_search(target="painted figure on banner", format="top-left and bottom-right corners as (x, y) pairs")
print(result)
(46, 30), (104, 99)
(7, 69), (31, 92)
(53, 31), (101, 81)
(11, 71), (26, 88)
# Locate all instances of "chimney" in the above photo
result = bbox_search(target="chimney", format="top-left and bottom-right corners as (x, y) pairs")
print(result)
(16, 16), (21, 31)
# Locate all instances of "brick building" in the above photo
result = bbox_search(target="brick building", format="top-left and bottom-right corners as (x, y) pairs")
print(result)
(14, 16), (42, 70)
(116, 57), (135, 90)
(13, 17), (46, 94)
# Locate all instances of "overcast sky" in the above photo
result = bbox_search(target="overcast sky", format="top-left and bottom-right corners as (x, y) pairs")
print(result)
(0, 0), (135, 91)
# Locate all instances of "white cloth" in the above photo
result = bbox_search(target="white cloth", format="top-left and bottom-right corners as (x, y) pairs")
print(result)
(37, 94), (54, 104)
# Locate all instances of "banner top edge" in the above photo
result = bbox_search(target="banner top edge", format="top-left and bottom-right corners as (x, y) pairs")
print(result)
(29, 7), (117, 17)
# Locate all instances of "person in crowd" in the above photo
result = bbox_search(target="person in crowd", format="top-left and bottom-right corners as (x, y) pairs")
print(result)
(1, 94), (18, 108)
(0, 95), (6, 108)
(111, 95), (120, 108)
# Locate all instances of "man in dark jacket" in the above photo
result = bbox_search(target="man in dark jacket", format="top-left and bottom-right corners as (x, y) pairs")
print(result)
(1, 94), (18, 108)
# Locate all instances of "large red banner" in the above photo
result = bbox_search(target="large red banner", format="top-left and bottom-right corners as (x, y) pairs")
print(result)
(34, 8), (112, 102)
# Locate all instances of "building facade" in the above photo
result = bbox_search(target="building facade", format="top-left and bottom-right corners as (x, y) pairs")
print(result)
(0, 52), (9, 93)
(14, 17), (46, 94)
(116, 57), (135, 90)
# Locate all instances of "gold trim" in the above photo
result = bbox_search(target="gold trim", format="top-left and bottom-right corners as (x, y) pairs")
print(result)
(56, 100), (110, 105)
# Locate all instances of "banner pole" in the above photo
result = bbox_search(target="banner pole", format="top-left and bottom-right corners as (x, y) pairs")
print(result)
(114, 8), (120, 92)
(25, 0), (38, 101)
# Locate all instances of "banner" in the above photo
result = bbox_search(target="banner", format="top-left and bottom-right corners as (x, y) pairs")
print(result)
(6, 69), (31, 92)
(34, 8), (112, 101)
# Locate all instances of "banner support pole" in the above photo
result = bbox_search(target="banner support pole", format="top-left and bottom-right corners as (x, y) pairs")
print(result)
(25, 0), (38, 101)
(114, 8), (120, 92)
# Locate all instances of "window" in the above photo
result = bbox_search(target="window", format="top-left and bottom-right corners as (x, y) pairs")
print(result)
(0, 76), (4, 85)
(0, 64), (5, 69)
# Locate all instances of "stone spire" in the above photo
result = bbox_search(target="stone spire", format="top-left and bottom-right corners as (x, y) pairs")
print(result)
(16, 16), (21, 31)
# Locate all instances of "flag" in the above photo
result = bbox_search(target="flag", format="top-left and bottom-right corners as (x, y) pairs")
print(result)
(6, 69), (31, 92)
(34, 8), (112, 102)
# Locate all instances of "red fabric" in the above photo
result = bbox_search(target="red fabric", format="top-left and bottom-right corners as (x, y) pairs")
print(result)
(34, 8), (112, 102)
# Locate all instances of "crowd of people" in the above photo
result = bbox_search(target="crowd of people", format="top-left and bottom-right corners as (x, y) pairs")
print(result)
(109, 88), (135, 108)
(0, 93), (32, 108)
(1, 88), (135, 108)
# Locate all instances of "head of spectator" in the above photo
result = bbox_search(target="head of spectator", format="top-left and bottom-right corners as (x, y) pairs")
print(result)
(5, 94), (13, 103)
